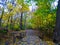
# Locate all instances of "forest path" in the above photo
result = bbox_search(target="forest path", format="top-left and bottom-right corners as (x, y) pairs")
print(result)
(2, 30), (55, 45)
(16, 30), (48, 45)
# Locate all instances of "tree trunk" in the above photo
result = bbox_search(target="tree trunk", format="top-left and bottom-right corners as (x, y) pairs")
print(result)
(10, 16), (13, 29)
(24, 12), (27, 30)
(0, 8), (4, 27)
(20, 12), (23, 30)
(53, 0), (60, 43)
(6, 16), (10, 29)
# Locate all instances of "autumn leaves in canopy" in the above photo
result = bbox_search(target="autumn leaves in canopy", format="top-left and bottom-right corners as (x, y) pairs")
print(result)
(0, 0), (56, 31)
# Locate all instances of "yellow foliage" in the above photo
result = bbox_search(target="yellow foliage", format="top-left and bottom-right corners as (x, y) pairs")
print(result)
(16, 0), (29, 12)
(47, 14), (52, 18)
(31, 15), (42, 29)
(13, 6), (20, 13)
(2, 0), (29, 21)
(21, 4), (29, 12)
(16, 0), (24, 5)
(2, 6), (21, 20)
(2, 13), (9, 20)
(7, 3), (13, 9)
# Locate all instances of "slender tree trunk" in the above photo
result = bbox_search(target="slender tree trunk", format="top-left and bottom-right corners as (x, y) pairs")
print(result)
(6, 16), (10, 29)
(0, 8), (4, 27)
(53, 0), (60, 43)
(20, 12), (23, 30)
(10, 16), (13, 29)
(24, 13), (27, 30)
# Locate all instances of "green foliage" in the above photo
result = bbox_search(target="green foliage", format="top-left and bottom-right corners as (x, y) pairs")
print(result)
(0, 0), (29, 30)
(13, 24), (20, 31)
(0, 0), (57, 35)
(26, 0), (56, 37)
(0, 30), (7, 34)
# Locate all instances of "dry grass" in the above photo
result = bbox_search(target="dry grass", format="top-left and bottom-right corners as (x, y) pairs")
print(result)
(43, 35), (55, 45)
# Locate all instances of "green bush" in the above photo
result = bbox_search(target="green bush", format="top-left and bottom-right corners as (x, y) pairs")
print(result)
(0, 30), (7, 34)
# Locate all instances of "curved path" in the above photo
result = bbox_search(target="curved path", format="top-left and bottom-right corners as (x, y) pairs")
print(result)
(16, 30), (48, 45)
